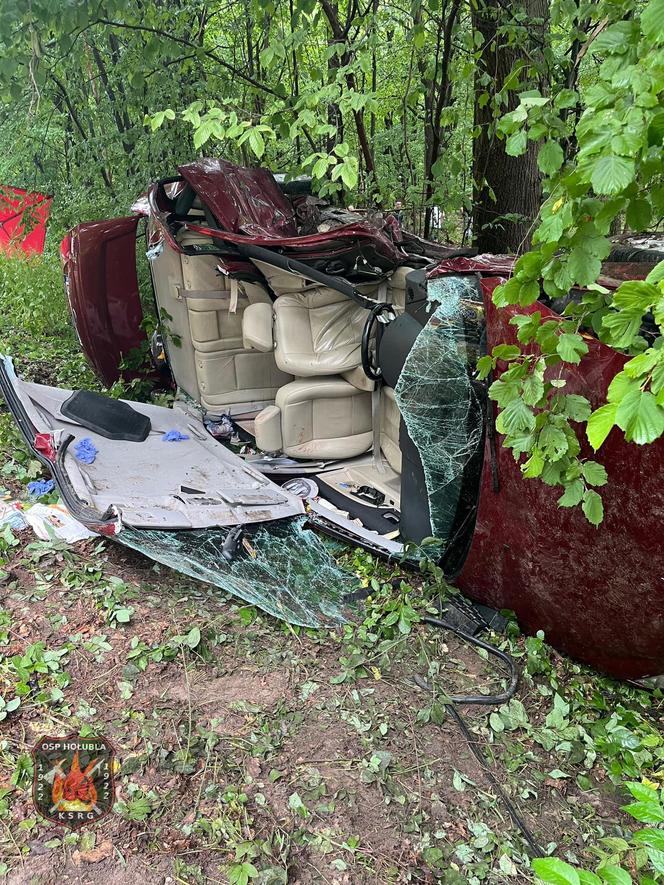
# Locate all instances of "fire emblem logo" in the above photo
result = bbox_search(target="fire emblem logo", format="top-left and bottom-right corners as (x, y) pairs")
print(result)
(32, 733), (116, 828)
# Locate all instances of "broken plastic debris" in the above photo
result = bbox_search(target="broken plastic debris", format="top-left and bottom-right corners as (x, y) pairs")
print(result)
(0, 500), (28, 531)
(74, 437), (98, 464)
(27, 479), (55, 497)
(205, 416), (234, 439)
(162, 429), (190, 442)
(24, 503), (96, 543)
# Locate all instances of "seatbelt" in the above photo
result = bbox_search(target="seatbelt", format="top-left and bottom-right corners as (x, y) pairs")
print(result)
(371, 382), (385, 473)
(229, 278), (239, 314)
(371, 281), (390, 473)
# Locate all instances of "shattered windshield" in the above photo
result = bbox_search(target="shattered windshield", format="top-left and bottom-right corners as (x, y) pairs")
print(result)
(117, 516), (361, 628)
(394, 274), (486, 542)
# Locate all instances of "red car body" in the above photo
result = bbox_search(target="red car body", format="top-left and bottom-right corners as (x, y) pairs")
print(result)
(55, 162), (664, 679)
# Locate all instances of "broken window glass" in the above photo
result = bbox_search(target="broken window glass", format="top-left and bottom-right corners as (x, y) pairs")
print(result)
(394, 274), (486, 542)
(117, 516), (361, 627)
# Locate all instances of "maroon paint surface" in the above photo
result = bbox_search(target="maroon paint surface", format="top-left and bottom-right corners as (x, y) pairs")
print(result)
(62, 217), (146, 387)
(179, 159), (297, 237)
(183, 219), (404, 263)
(456, 277), (664, 679)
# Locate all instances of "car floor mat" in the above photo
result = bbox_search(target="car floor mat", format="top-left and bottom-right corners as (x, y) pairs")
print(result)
(60, 390), (152, 442)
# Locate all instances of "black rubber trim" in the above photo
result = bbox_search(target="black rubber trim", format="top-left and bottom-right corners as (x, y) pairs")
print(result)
(315, 476), (400, 534)
(361, 303), (394, 380)
(304, 513), (401, 559)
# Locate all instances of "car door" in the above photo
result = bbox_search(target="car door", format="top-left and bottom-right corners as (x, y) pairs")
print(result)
(61, 217), (147, 387)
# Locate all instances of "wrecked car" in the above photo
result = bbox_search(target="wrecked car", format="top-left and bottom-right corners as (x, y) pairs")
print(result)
(1, 158), (663, 681)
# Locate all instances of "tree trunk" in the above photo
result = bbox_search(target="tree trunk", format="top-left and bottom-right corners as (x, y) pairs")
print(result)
(472, 0), (549, 254)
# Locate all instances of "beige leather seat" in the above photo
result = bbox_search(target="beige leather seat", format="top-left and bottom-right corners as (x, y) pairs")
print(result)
(272, 289), (368, 376)
(149, 229), (291, 412)
(380, 386), (402, 472)
(244, 286), (374, 459)
(255, 377), (373, 458)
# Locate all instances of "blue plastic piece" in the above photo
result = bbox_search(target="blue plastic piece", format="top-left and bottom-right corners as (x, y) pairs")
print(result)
(162, 429), (190, 442)
(27, 479), (55, 497)
(74, 437), (98, 464)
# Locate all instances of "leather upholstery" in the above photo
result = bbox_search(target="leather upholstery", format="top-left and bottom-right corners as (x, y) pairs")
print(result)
(243, 302), (274, 352)
(255, 377), (372, 459)
(254, 404), (282, 452)
(387, 265), (418, 313)
(273, 289), (368, 376)
(380, 386), (402, 472)
(149, 230), (291, 411)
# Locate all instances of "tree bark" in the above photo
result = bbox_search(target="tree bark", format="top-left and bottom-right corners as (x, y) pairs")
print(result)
(472, 0), (549, 254)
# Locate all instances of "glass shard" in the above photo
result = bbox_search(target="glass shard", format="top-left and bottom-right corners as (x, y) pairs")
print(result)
(394, 275), (486, 541)
(117, 516), (360, 627)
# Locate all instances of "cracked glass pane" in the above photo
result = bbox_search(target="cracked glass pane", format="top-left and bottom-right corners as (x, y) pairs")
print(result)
(394, 274), (486, 541)
(116, 516), (360, 627)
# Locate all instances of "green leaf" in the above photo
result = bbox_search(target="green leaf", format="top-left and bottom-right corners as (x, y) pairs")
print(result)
(626, 198), (651, 231)
(114, 608), (133, 623)
(492, 344), (522, 361)
(522, 373), (545, 405)
(248, 128), (265, 158)
(577, 873), (602, 885)
(591, 156), (635, 195)
(582, 461), (608, 486)
(496, 398), (536, 435)
(558, 480), (584, 507)
(505, 130), (527, 156)
(646, 261), (664, 285)
(538, 141), (565, 176)
(476, 355), (493, 380)
(489, 377), (521, 407)
(522, 448), (545, 477)
(612, 280), (660, 311)
(598, 866), (632, 885)
(633, 829), (664, 850)
(531, 857), (580, 885)
(563, 395), (592, 422)
(601, 311), (643, 349)
(582, 489), (604, 526)
(615, 389), (664, 444)
(568, 247), (602, 287)
(185, 627), (201, 648)
(623, 801), (664, 823)
(641, 0), (664, 37)
(592, 21), (636, 52)
(556, 332), (588, 364)
(539, 424), (569, 459)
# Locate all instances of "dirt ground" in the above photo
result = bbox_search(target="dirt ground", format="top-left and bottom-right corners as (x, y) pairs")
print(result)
(0, 528), (661, 884)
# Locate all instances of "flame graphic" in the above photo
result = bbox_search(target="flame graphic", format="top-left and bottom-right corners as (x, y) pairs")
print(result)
(52, 751), (98, 811)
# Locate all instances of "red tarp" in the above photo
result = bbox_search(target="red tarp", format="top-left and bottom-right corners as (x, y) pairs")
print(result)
(0, 185), (52, 254)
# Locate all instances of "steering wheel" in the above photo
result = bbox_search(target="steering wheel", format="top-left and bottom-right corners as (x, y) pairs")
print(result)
(361, 302), (395, 381)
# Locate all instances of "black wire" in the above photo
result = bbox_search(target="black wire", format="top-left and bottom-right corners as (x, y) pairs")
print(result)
(416, 615), (544, 858)
(421, 615), (518, 704)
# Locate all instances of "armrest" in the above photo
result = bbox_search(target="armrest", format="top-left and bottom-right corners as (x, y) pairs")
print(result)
(242, 302), (274, 352)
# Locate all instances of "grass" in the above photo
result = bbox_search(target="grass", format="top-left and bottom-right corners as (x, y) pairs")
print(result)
(0, 251), (663, 883)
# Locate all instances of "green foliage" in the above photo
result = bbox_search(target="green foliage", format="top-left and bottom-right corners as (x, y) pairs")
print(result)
(488, 0), (664, 523)
(533, 781), (664, 882)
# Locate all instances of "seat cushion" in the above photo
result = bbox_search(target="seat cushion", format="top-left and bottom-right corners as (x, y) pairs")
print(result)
(273, 289), (368, 376)
(275, 377), (372, 459)
(380, 386), (402, 472)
